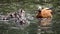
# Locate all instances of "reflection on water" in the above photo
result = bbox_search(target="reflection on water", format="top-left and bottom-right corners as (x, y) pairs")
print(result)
(37, 18), (54, 34)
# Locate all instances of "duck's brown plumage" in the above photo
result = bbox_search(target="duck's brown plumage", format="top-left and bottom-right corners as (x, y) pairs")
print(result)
(36, 8), (53, 18)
